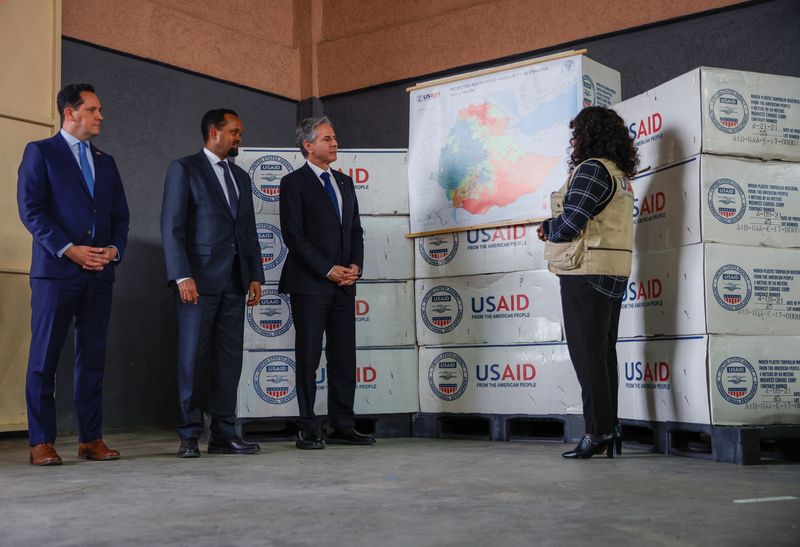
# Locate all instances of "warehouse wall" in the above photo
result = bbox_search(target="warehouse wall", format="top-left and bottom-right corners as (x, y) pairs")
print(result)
(324, 0), (800, 148)
(61, 0), (745, 99)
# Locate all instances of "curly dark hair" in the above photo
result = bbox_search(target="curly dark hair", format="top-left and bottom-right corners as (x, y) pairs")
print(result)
(568, 106), (639, 178)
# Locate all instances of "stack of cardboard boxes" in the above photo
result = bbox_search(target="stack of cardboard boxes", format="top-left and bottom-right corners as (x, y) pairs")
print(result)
(234, 149), (419, 421)
(413, 57), (623, 420)
(613, 67), (800, 426)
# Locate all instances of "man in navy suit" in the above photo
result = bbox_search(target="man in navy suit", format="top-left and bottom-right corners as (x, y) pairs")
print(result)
(279, 116), (374, 449)
(161, 109), (264, 458)
(17, 83), (130, 466)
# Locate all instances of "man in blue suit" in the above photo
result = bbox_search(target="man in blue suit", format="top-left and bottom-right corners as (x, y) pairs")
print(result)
(17, 83), (129, 466)
(279, 117), (374, 449)
(161, 109), (264, 458)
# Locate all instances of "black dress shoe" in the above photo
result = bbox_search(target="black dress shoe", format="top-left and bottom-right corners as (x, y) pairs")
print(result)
(178, 438), (200, 458)
(326, 428), (376, 446)
(562, 433), (614, 459)
(296, 430), (325, 450)
(207, 436), (260, 455)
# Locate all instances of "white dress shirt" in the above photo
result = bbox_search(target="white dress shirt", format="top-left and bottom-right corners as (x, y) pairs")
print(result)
(306, 160), (342, 219)
(203, 147), (240, 204)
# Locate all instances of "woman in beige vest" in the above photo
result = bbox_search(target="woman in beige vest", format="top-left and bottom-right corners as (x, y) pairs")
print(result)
(537, 106), (638, 459)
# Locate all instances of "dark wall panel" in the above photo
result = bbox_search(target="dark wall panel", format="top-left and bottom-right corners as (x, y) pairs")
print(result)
(324, 0), (800, 148)
(57, 39), (297, 432)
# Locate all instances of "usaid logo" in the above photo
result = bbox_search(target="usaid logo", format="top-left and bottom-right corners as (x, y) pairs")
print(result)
(582, 75), (595, 107)
(257, 222), (287, 271)
(708, 178), (746, 224)
(421, 286), (464, 333)
(249, 155), (294, 202)
(628, 113), (662, 141)
(709, 89), (749, 134)
(712, 265), (752, 311)
(418, 233), (459, 266)
(246, 289), (292, 336)
(415, 91), (441, 103)
(624, 361), (671, 390)
(466, 225), (526, 245)
(715, 356), (758, 404)
(253, 355), (296, 404)
(632, 192), (665, 220)
(428, 351), (468, 401)
(355, 299), (370, 322)
(337, 167), (370, 189)
(622, 278), (662, 302)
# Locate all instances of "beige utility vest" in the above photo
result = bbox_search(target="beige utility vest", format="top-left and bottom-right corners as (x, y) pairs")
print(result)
(544, 158), (634, 276)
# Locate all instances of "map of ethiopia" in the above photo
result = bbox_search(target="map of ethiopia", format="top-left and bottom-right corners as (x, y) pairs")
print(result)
(408, 54), (620, 234)
(439, 102), (561, 215)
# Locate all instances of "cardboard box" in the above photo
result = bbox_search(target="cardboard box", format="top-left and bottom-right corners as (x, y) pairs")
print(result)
(356, 280), (416, 347)
(237, 347), (419, 418)
(255, 214), (413, 281)
(244, 281), (415, 350)
(414, 223), (546, 279)
(415, 271), (563, 346)
(614, 67), (800, 171)
(616, 335), (800, 426)
(418, 343), (581, 414)
(244, 284), (295, 350)
(361, 216), (415, 280)
(235, 148), (409, 215)
(255, 214), (287, 282)
(631, 155), (800, 253)
(619, 243), (800, 337)
(708, 335), (800, 425)
(616, 336), (711, 424)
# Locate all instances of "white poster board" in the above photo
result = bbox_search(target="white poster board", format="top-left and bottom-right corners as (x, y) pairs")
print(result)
(408, 53), (620, 234)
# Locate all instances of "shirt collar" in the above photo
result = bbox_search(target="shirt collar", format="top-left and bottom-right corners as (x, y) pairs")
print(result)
(305, 159), (332, 181)
(60, 128), (87, 148)
(203, 147), (227, 167)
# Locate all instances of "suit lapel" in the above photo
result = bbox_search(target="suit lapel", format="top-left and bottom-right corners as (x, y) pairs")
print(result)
(196, 151), (235, 220)
(90, 144), (109, 200)
(302, 163), (340, 223)
(53, 133), (93, 198)
(232, 164), (249, 221)
(333, 169), (351, 225)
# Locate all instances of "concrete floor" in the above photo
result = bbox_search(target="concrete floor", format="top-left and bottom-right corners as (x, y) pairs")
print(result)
(0, 430), (797, 546)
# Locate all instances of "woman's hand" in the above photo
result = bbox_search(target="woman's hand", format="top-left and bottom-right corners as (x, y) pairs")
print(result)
(536, 223), (548, 241)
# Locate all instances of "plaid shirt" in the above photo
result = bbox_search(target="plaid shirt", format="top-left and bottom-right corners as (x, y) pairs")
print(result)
(543, 160), (628, 299)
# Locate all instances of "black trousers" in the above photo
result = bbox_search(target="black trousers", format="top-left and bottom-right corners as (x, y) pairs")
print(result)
(175, 262), (245, 440)
(559, 275), (622, 435)
(290, 289), (357, 434)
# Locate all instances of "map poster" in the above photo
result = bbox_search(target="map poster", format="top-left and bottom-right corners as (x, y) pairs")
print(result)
(408, 54), (620, 235)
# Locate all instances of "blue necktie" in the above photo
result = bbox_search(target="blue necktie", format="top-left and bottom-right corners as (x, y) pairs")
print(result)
(320, 172), (340, 221)
(218, 161), (239, 218)
(79, 141), (95, 197)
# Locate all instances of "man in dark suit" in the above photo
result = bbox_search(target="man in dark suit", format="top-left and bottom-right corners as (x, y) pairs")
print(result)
(161, 109), (265, 458)
(279, 116), (375, 449)
(17, 83), (130, 466)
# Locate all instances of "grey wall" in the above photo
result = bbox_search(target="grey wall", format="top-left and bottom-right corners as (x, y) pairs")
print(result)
(324, 0), (800, 148)
(57, 39), (297, 432)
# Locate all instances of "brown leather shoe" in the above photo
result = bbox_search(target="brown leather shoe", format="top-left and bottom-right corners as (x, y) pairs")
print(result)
(78, 438), (121, 461)
(30, 443), (62, 466)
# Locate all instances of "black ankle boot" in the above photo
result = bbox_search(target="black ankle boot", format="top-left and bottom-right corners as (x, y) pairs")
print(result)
(562, 433), (614, 459)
